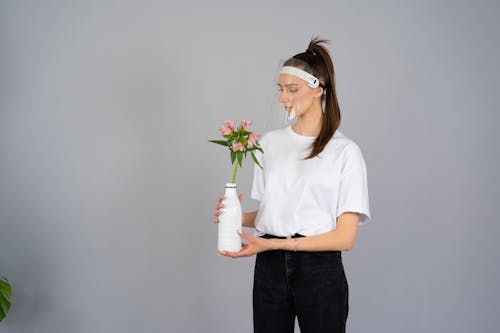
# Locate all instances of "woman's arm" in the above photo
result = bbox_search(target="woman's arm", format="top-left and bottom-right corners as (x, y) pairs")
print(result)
(221, 212), (359, 258)
(268, 212), (359, 252)
(243, 210), (258, 228)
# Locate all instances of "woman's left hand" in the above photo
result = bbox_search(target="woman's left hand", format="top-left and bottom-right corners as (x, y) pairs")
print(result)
(220, 230), (270, 258)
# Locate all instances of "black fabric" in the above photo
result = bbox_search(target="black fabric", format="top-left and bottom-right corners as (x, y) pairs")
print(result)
(260, 234), (306, 239)
(253, 235), (348, 333)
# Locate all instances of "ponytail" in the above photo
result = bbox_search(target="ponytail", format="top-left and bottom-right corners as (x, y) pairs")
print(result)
(283, 36), (341, 159)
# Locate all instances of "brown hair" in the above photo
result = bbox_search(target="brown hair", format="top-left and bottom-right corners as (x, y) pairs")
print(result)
(283, 36), (341, 159)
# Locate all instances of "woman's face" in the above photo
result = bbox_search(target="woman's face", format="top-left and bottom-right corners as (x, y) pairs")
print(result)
(277, 73), (318, 118)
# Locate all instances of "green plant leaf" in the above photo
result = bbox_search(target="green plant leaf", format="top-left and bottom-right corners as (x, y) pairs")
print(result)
(251, 151), (263, 169)
(237, 152), (243, 167)
(230, 150), (236, 164)
(0, 297), (10, 321)
(208, 140), (229, 147)
(0, 279), (11, 298)
(0, 277), (12, 322)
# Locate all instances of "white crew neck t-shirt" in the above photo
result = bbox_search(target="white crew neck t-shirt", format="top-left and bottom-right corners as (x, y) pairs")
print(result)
(251, 125), (370, 237)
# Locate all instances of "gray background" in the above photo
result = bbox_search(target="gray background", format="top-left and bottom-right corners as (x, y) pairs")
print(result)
(1, 0), (499, 332)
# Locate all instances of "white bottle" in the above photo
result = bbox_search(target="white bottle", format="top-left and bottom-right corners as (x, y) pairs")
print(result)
(218, 183), (242, 252)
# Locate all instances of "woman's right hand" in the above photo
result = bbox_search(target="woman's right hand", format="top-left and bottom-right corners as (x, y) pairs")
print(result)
(213, 194), (243, 224)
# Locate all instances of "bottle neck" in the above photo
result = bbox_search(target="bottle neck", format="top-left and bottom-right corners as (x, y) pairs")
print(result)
(224, 186), (237, 196)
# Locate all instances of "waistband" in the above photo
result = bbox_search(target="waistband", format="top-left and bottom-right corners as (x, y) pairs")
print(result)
(261, 233), (306, 239)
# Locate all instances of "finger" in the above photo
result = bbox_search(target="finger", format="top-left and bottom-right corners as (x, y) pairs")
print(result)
(219, 250), (243, 258)
(221, 251), (239, 258)
(231, 248), (252, 258)
(223, 251), (242, 258)
(238, 194), (244, 202)
(225, 245), (254, 258)
(237, 229), (251, 240)
(221, 248), (241, 258)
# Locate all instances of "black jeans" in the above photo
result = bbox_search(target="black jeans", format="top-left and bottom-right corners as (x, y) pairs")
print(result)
(253, 234), (348, 333)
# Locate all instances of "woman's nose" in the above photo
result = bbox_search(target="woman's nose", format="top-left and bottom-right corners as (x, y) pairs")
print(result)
(278, 91), (287, 103)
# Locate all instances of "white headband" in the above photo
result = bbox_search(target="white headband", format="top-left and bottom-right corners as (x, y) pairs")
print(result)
(280, 66), (320, 88)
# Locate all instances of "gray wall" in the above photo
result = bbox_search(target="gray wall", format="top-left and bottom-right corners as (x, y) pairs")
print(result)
(1, 1), (499, 332)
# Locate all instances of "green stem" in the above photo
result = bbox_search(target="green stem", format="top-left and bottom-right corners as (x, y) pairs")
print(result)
(231, 161), (238, 184)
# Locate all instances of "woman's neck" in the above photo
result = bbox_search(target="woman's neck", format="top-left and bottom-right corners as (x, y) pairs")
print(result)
(292, 103), (323, 136)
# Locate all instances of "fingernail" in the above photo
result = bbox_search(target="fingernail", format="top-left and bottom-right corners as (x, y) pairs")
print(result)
(238, 229), (242, 234)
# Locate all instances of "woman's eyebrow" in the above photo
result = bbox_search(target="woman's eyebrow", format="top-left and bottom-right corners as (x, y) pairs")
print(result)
(277, 83), (298, 88)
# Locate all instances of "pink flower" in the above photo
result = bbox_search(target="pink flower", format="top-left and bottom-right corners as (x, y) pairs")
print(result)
(231, 141), (245, 152)
(219, 120), (235, 136)
(241, 120), (252, 131)
(247, 132), (260, 148)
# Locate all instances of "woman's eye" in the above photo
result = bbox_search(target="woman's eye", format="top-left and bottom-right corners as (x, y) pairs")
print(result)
(277, 87), (298, 93)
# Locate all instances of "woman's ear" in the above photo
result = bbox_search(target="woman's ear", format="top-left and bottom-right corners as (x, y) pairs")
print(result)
(313, 86), (324, 99)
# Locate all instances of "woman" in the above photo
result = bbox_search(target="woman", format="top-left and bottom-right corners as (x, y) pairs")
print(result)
(213, 37), (370, 333)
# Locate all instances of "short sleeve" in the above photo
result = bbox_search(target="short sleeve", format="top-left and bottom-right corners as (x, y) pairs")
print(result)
(336, 143), (371, 225)
(250, 148), (265, 201)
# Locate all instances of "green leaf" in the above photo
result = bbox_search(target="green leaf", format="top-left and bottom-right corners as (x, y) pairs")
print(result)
(208, 140), (229, 147)
(255, 146), (264, 154)
(237, 152), (243, 167)
(0, 279), (11, 298)
(0, 297), (10, 321)
(230, 150), (236, 164)
(0, 277), (11, 322)
(251, 151), (263, 169)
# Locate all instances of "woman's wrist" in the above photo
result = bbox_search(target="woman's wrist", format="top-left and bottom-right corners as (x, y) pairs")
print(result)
(265, 238), (295, 251)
